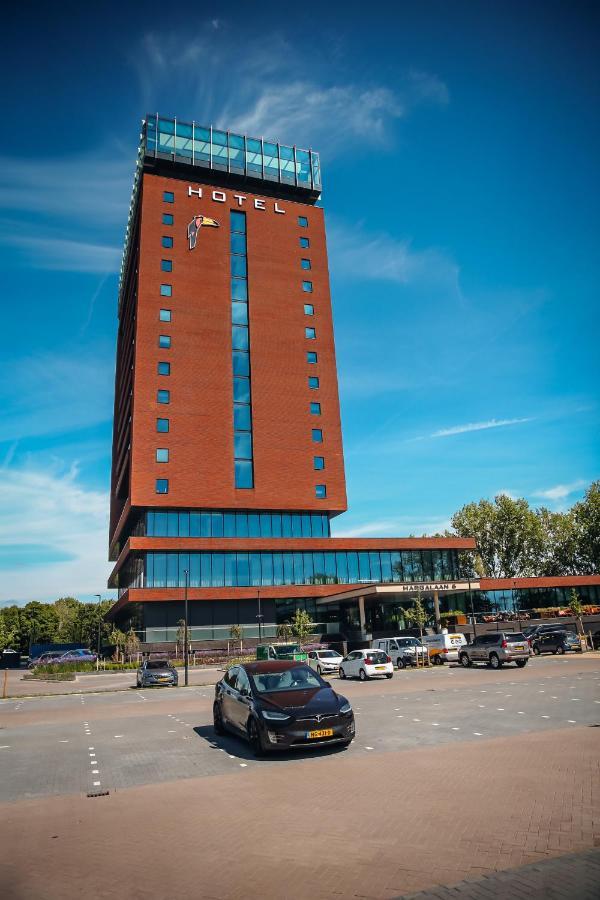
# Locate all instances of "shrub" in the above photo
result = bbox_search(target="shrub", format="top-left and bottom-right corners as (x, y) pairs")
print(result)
(35, 661), (95, 675)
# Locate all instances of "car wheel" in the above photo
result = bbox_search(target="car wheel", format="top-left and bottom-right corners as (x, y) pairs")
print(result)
(213, 702), (225, 735)
(489, 653), (501, 669)
(515, 659), (527, 667)
(386, 673), (393, 679)
(459, 653), (471, 668)
(247, 718), (264, 757)
(533, 646), (541, 656)
(556, 646), (565, 655)
(359, 668), (368, 681)
(317, 665), (322, 675)
(397, 658), (405, 670)
(339, 667), (346, 679)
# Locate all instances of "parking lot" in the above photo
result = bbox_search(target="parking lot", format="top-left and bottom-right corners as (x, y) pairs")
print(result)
(1, 654), (599, 899)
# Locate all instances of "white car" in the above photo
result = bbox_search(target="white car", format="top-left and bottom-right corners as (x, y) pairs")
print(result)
(339, 649), (394, 681)
(307, 649), (344, 675)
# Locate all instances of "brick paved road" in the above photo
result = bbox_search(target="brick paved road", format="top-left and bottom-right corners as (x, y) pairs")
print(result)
(1, 655), (598, 899)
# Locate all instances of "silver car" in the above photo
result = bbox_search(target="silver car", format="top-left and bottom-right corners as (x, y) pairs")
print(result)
(137, 658), (178, 687)
(459, 632), (529, 669)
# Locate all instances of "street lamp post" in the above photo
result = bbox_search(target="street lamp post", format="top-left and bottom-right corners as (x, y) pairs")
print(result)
(256, 588), (263, 643)
(94, 594), (102, 670)
(468, 579), (477, 640)
(183, 569), (189, 687)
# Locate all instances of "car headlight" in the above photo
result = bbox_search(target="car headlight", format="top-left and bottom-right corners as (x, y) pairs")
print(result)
(261, 710), (291, 721)
(339, 702), (352, 714)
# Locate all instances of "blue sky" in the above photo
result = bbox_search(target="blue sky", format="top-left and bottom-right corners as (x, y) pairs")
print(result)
(1, 1), (598, 603)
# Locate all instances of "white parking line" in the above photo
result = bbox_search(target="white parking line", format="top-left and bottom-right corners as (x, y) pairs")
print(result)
(568, 720), (577, 724)
(412, 718), (421, 722)
(93, 781), (101, 787)
(541, 715), (550, 719)
(0, 745), (10, 749)
(517, 711), (525, 715)
(365, 746), (374, 750)
(114, 735), (123, 739)
(497, 708), (505, 711)
(473, 732), (483, 736)
(239, 763), (247, 768)
(451, 727), (460, 731)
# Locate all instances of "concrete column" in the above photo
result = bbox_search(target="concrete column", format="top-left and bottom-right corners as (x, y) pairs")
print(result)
(433, 590), (441, 631)
(358, 595), (366, 634)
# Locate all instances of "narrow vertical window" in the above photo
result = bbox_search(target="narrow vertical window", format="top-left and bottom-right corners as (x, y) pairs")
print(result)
(230, 210), (254, 489)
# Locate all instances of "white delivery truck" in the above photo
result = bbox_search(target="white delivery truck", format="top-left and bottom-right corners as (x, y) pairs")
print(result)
(372, 637), (428, 669)
(421, 631), (467, 665)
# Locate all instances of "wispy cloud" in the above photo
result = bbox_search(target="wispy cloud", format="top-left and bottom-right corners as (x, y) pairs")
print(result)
(0, 349), (114, 442)
(1, 227), (120, 272)
(133, 24), (448, 155)
(333, 515), (452, 538)
(328, 221), (460, 289)
(0, 154), (131, 225)
(532, 480), (587, 501)
(430, 417), (534, 438)
(0, 463), (115, 604)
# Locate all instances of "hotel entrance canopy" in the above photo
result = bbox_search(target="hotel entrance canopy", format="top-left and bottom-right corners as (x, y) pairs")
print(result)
(316, 581), (481, 605)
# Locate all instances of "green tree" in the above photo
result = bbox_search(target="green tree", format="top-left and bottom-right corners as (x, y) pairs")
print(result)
(0, 606), (21, 651)
(568, 589), (585, 637)
(53, 597), (80, 642)
(289, 609), (314, 646)
(404, 597), (429, 643)
(109, 626), (127, 662)
(124, 628), (140, 661)
(176, 619), (187, 658)
(572, 481), (600, 574)
(229, 623), (243, 652)
(451, 494), (545, 577)
(535, 508), (578, 576)
(20, 601), (59, 651)
(276, 622), (292, 641)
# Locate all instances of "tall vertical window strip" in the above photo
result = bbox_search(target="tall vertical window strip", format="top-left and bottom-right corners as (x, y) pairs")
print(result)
(230, 211), (254, 489)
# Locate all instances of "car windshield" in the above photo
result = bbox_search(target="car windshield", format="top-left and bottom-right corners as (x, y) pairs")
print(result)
(399, 639), (419, 646)
(275, 645), (300, 654)
(318, 651), (339, 658)
(147, 660), (170, 669)
(505, 633), (526, 642)
(252, 667), (322, 693)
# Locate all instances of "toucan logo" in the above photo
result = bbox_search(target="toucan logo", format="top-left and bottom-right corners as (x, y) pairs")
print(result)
(187, 214), (219, 250)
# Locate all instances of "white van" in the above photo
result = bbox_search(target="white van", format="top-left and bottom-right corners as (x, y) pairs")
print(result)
(422, 632), (467, 665)
(372, 637), (428, 669)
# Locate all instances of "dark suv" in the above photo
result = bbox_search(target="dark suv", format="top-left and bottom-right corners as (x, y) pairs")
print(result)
(459, 633), (529, 669)
(531, 631), (581, 655)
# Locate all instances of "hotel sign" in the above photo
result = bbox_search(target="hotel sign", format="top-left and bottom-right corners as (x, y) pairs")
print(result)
(188, 186), (285, 213)
(399, 581), (480, 593)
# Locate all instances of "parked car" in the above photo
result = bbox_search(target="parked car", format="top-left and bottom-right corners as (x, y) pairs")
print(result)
(137, 658), (178, 687)
(531, 631), (581, 655)
(339, 649), (394, 681)
(372, 637), (427, 668)
(458, 633), (529, 669)
(422, 632), (467, 665)
(55, 649), (97, 665)
(307, 649), (344, 675)
(213, 660), (354, 755)
(28, 651), (65, 669)
(523, 624), (571, 641)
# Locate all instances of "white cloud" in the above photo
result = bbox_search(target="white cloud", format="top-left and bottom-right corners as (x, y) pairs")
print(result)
(431, 417), (534, 438)
(0, 350), (114, 442)
(133, 25), (448, 155)
(328, 221), (460, 289)
(0, 464), (115, 604)
(332, 516), (452, 538)
(1, 229), (120, 272)
(0, 154), (131, 226)
(532, 480), (587, 501)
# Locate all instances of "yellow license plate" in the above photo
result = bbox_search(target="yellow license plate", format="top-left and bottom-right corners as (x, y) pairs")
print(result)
(513, 646), (524, 651)
(307, 728), (333, 739)
(375, 665), (386, 670)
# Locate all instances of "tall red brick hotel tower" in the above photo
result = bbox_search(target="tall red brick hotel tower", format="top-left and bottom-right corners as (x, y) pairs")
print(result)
(107, 115), (473, 642)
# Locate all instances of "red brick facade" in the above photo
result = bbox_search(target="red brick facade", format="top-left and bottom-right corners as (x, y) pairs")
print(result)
(110, 173), (347, 551)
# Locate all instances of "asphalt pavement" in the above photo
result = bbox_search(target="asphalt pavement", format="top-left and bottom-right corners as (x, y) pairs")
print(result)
(1, 655), (599, 899)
